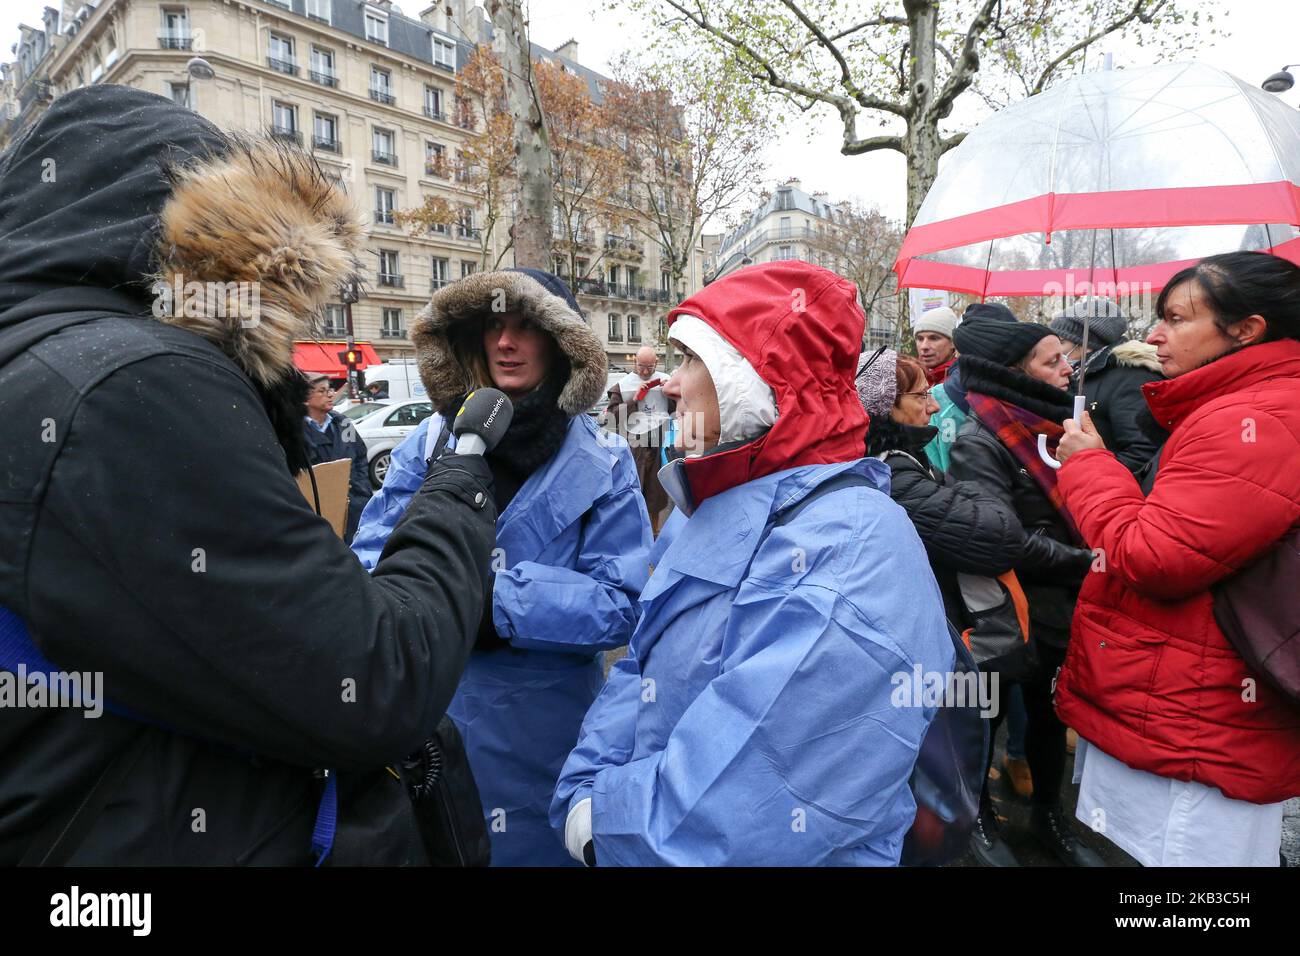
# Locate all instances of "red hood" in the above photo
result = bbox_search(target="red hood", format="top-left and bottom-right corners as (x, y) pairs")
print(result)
(667, 261), (868, 506)
(1143, 338), (1300, 431)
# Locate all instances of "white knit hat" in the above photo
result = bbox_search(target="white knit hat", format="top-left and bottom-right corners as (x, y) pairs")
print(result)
(913, 306), (958, 340)
(669, 314), (777, 449)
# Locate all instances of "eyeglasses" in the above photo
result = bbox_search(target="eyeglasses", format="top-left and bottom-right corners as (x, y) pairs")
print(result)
(898, 389), (931, 400)
(309, 385), (333, 394)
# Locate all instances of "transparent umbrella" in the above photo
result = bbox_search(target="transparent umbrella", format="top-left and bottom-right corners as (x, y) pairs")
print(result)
(894, 60), (1300, 465)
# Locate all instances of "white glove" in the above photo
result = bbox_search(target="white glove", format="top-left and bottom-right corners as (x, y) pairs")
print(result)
(564, 798), (593, 865)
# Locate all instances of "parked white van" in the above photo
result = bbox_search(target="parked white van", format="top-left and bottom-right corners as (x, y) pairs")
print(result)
(360, 359), (428, 402)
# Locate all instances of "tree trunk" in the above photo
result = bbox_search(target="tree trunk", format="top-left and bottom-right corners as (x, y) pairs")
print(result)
(901, 0), (944, 327)
(487, 0), (552, 269)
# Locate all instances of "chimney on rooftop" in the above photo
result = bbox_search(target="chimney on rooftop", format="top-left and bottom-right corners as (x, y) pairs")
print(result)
(554, 38), (579, 63)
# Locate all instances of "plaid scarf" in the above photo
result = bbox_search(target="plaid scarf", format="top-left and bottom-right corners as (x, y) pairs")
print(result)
(967, 390), (1082, 543)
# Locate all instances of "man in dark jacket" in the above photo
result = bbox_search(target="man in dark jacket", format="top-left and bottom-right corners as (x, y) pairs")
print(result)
(1050, 297), (1163, 474)
(303, 373), (371, 542)
(0, 87), (497, 865)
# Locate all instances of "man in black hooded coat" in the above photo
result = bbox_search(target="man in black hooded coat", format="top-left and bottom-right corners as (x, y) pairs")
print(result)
(0, 87), (497, 864)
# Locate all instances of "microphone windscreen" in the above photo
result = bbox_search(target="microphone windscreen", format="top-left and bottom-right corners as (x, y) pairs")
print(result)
(451, 388), (513, 454)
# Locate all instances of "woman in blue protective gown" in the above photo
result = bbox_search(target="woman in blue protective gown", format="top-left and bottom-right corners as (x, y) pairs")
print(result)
(352, 268), (652, 866)
(551, 261), (955, 866)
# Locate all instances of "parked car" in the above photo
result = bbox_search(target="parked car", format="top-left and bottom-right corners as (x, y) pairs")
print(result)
(356, 399), (434, 487)
(337, 399), (393, 422)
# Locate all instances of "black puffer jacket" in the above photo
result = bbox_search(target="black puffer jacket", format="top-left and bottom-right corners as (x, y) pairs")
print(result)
(948, 357), (1094, 648)
(0, 87), (497, 864)
(868, 417), (1024, 627)
(1074, 340), (1164, 474)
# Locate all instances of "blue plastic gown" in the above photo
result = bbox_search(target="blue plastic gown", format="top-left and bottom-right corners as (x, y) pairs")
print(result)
(353, 413), (652, 865)
(551, 459), (955, 866)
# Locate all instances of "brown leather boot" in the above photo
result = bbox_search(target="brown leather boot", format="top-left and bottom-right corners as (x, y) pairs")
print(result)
(1001, 754), (1034, 800)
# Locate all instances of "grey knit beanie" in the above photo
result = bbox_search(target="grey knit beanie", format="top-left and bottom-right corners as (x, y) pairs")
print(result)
(913, 306), (958, 340)
(855, 348), (898, 418)
(1050, 297), (1127, 347)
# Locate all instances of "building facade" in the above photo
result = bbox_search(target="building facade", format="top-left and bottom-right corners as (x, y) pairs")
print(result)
(705, 179), (900, 348)
(2, 0), (703, 373)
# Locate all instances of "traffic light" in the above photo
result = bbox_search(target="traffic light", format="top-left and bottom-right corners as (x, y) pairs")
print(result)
(337, 348), (360, 368)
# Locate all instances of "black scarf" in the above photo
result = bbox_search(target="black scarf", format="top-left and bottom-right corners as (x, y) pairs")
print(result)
(482, 373), (570, 512)
(866, 414), (938, 473)
(958, 355), (1075, 424)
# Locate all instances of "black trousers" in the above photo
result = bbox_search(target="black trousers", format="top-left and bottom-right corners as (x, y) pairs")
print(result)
(982, 641), (1068, 810)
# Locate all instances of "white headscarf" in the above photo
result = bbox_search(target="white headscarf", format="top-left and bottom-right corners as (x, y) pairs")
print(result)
(669, 314), (777, 448)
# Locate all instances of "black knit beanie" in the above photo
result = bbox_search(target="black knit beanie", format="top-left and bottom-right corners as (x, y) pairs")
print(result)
(955, 305), (1054, 366)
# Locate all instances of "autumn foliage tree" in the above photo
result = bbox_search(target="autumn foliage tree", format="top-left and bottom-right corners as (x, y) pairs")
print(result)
(604, 52), (767, 362)
(805, 202), (908, 347)
(396, 46), (515, 270)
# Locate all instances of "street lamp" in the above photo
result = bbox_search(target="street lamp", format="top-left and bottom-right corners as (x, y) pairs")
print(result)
(186, 56), (214, 113)
(1261, 65), (1298, 94)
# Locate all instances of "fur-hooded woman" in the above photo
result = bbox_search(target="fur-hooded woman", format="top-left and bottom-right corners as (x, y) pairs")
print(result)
(0, 86), (500, 865)
(351, 268), (653, 867)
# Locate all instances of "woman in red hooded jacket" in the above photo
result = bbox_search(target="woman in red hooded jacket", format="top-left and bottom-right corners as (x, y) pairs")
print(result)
(1055, 251), (1300, 867)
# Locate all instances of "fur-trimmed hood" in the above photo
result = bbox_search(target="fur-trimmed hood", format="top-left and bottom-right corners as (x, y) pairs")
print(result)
(411, 269), (607, 415)
(1108, 339), (1162, 374)
(0, 86), (363, 389)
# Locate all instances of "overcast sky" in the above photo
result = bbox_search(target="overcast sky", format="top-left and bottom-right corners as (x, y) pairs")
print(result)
(8, 0), (1300, 224)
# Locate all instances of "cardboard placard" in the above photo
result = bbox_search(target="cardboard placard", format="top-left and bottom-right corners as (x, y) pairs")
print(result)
(295, 458), (352, 539)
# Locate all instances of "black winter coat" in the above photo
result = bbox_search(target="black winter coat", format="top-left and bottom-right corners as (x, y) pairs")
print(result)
(303, 410), (372, 542)
(948, 358), (1094, 648)
(0, 86), (497, 865)
(1074, 341), (1164, 474)
(868, 418), (1025, 628)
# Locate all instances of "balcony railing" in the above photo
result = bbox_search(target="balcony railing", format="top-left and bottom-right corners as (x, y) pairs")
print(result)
(374, 208), (396, 225)
(309, 70), (338, 88)
(424, 106), (447, 121)
(370, 87), (396, 105)
(270, 127), (302, 145)
(455, 226), (482, 241)
(431, 278), (450, 292)
(604, 235), (644, 258)
(267, 57), (298, 76)
(578, 281), (653, 301)
(322, 324), (347, 337)
(313, 135), (341, 152)
(372, 149), (398, 166)
(377, 273), (405, 288)
(433, 61), (455, 74)
(158, 32), (193, 50)
(380, 327), (406, 339)
(425, 159), (450, 178)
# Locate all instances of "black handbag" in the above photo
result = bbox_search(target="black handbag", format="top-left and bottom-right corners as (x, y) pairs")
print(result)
(329, 716), (490, 867)
(1212, 526), (1300, 704)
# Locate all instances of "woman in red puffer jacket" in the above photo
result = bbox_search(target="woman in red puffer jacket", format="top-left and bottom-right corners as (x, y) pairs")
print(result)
(1055, 251), (1300, 867)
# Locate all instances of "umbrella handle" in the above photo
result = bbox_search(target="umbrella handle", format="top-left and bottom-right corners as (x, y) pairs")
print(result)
(1038, 395), (1087, 470)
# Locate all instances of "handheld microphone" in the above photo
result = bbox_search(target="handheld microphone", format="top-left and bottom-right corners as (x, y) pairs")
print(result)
(451, 388), (513, 456)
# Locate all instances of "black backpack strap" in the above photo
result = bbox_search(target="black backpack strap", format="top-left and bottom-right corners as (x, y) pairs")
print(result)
(772, 471), (874, 528)
(18, 731), (150, 867)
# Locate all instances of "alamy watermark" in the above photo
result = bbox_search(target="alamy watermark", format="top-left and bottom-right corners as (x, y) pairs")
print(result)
(890, 664), (1000, 719)
(0, 665), (103, 718)
(151, 276), (261, 328)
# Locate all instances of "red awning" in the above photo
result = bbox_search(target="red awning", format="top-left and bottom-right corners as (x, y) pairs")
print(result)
(292, 341), (383, 377)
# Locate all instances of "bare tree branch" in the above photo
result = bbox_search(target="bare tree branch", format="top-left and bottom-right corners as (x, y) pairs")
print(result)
(941, 131), (967, 153)
(927, 0), (999, 122)
(842, 133), (906, 154)
(778, 0), (909, 116)
(1030, 0), (1171, 95)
